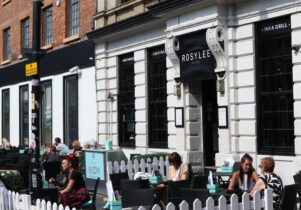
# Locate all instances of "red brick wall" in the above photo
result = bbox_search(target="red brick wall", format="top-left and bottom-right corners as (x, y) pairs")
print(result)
(0, 0), (96, 67)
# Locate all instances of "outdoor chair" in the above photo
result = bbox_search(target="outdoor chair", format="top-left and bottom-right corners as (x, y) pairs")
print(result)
(181, 188), (210, 208)
(233, 162), (241, 172)
(167, 179), (190, 207)
(121, 179), (150, 190)
(293, 174), (301, 207)
(43, 161), (61, 181)
(191, 175), (208, 189)
(66, 177), (100, 210)
(109, 172), (129, 191)
(121, 188), (154, 209)
(279, 184), (298, 210)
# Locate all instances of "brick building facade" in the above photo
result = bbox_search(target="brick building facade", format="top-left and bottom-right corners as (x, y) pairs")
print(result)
(0, 0), (96, 66)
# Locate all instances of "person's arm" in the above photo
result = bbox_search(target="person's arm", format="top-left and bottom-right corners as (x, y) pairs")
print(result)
(228, 171), (239, 190)
(60, 179), (75, 194)
(250, 178), (265, 197)
(252, 170), (259, 182)
(49, 176), (67, 187)
(180, 164), (189, 180)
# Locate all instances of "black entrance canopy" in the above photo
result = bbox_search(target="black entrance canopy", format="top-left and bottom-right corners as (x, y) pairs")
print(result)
(177, 30), (216, 82)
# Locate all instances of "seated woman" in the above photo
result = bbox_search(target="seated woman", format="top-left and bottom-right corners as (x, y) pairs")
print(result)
(49, 154), (89, 207)
(228, 153), (258, 191)
(70, 140), (82, 155)
(168, 152), (189, 181)
(250, 157), (283, 209)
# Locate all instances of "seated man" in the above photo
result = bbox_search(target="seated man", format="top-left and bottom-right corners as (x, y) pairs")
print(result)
(45, 146), (60, 162)
(54, 137), (69, 154)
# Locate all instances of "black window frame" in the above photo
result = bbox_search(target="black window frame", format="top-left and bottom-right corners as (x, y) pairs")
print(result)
(118, 53), (136, 147)
(63, 75), (78, 148)
(147, 46), (168, 148)
(68, 0), (80, 37)
(3, 27), (11, 60)
(19, 85), (29, 146)
(2, 89), (10, 141)
(21, 18), (30, 53)
(255, 16), (295, 155)
(41, 80), (53, 147)
(43, 6), (53, 46)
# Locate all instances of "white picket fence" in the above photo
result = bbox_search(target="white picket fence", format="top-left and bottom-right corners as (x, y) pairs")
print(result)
(107, 156), (170, 180)
(0, 189), (76, 210)
(134, 189), (273, 210)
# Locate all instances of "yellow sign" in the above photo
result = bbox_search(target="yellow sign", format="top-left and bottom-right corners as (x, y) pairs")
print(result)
(26, 62), (38, 77)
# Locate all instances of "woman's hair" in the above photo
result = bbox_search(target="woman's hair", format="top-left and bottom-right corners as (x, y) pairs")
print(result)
(63, 154), (79, 169)
(168, 152), (182, 167)
(72, 140), (81, 148)
(239, 153), (254, 189)
(83, 141), (90, 149)
(261, 157), (275, 173)
(50, 145), (57, 153)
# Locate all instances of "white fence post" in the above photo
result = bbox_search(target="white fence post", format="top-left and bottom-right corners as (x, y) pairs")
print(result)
(253, 190), (261, 210)
(166, 202), (175, 210)
(230, 194), (239, 210)
(264, 189), (273, 210)
(152, 204), (161, 210)
(193, 199), (202, 210)
(242, 192), (250, 210)
(218, 195), (227, 210)
(179, 200), (189, 210)
(51, 202), (58, 210)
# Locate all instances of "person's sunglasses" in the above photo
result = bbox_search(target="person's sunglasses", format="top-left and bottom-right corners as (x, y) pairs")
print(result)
(258, 165), (262, 168)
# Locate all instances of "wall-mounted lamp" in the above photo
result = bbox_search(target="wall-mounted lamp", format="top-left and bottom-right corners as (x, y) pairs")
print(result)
(292, 44), (301, 52)
(69, 66), (80, 74)
(56, 0), (61, 7)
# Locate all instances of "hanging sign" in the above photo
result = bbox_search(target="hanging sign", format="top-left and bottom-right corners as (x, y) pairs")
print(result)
(25, 62), (38, 77)
(178, 30), (216, 82)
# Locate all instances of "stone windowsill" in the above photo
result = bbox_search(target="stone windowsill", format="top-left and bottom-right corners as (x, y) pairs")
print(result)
(63, 34), (80, 44)
(2, 0), (11, 6)
(1, 59), (11, 65)
(18, 55), (23, 59)
(41, 43), (53, 50)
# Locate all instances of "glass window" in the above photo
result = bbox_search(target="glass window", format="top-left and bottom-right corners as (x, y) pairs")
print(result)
(64, 75), (78, 148)
(41, 81), (52, 147)
(19, 85), (29, 146)
(43, 6), (53, 45)
(2, 89), (10, 141)
(68, 0), (80, 37)
(148, 46), (168, 148)
(3, 28), (11, 60)
(256, 16), (294, 155)
(118, 53), (135, 147)
(21, 18), (30, 53)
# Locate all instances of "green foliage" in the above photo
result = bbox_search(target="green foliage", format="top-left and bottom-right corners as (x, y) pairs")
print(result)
(77, 152), (85, 177)
(132, 153), (170, 162)
(0, 171), (24, 192)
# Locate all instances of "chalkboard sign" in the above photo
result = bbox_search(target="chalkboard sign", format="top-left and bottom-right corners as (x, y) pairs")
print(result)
(85, 151), (105, 180)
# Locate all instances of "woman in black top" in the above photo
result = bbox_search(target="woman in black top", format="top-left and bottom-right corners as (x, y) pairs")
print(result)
(49, 154), (89, 207)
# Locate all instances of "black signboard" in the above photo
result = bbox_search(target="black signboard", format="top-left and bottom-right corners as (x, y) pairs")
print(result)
(120, 53), (134, 64)
(258, 16), (291, 37)
(149, 45), (166, 60)
(178, 30), (216, 82)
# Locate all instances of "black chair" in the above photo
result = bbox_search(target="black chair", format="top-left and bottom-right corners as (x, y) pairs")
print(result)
(233, 162), (241, 172)
(43, 161), (61, 181)
(121, 188), (154, 208)
(120, 179), (150, 190)
(191, 175), (208, 189)
(181, 188), (210, 208)
(109, 172), (129, 191)
(293, 173), (301, 206)
(66, 177), (100, 210)
(167, 179), (190, 206)
(130, 154), (140, 160)
(279, 184), (297, 210)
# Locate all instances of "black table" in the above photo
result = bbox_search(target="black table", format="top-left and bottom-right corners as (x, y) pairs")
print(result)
(212, 172), (233, 186)
(42, 186), (59, 203)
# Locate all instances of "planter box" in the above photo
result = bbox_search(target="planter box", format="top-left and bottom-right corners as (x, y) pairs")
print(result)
(104, 200), (122, 210)
(206, 184), (219, 194)
(221, 166), (233, 173)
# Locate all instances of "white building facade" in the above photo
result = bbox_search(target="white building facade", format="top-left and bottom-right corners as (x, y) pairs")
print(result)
(88, 0), (301, 184)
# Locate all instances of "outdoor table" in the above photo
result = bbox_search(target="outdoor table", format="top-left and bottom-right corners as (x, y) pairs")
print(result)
(212, 172), (233, 186)
(41, 186), (60, 203)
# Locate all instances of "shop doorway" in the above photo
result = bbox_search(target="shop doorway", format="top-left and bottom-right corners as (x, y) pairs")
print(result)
(202, 80), (218, 166)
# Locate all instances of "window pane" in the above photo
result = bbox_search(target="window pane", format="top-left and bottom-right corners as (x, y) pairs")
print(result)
(42, 81), (52, 147)
(2, 89), (10, 141)
(3, 28), (11, 60)
(118, 54), (135, 147)
(68, 0), (79, 36)
(148, 46), (167, 148)
(43, 7), (53, 45)
(256, 16), (294, 154)
(22, 18), (30, 52)
(20, 86), (29, 146)
(64, 75), (78, 148)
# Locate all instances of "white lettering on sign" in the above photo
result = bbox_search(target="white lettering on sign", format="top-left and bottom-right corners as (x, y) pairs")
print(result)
(122, 57), (134, 63)
(261, 23), (289, 33)
(181, 50), (211, 63)
(88, 166), (100, 175)
(152, 50), (165, 57)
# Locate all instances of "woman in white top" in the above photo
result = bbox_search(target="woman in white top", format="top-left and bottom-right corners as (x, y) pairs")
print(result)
(228, 153), (259, 191)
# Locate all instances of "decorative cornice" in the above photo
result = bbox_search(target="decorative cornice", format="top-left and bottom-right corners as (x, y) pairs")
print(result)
(206, 26), (226, 79)
(165, 35), (180, 80)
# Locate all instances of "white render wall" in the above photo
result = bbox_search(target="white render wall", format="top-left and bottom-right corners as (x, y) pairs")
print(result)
(0, 66), (97, 147)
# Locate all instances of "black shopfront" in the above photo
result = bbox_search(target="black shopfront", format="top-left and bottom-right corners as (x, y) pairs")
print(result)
(256, 16), (295, 155)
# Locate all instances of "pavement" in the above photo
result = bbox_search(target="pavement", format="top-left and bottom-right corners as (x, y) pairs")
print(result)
(96, 193), (107, 210)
